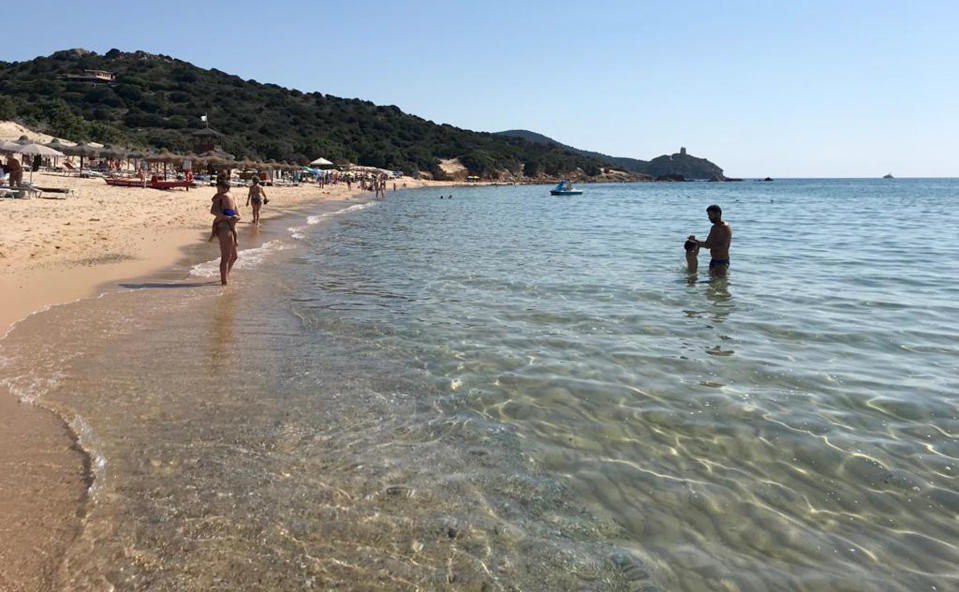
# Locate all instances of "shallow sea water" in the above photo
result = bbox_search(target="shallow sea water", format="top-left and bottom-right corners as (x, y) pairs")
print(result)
(1, 180), (958, 591)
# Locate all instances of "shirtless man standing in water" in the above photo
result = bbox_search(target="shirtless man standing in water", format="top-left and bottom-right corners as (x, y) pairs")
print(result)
(689, 204), (732, 276)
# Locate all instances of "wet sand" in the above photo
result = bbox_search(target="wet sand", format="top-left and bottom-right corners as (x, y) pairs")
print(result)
(0, 172), (447, 589)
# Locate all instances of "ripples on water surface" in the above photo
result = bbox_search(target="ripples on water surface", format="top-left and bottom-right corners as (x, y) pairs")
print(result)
(1, 179), (957, 591)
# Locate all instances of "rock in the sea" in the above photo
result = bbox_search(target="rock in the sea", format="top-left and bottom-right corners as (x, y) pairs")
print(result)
(655, 174), (686, 182)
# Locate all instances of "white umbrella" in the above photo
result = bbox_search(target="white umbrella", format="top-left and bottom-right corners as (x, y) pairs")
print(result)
(310, 157), (334, 167)
(6, 137), (65, 182)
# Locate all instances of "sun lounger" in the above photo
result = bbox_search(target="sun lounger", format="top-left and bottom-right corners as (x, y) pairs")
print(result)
(0, 185), (41, 199)
(35, 186), (78, 199)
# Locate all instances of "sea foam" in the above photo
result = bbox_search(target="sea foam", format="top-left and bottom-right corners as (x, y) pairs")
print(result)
(189, 239), (291, 278)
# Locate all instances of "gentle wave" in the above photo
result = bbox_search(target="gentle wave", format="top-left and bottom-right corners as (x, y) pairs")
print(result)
(189, 239), (291, 278)
(1, 181), (956, 590)
(306, 201), (374, 225)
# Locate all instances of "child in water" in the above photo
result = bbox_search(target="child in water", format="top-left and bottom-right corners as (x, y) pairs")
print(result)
(684, 238), (700, 272)
(209, 214), (239, 245)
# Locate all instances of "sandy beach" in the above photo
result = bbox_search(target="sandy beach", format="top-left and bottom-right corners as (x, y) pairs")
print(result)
(0, 170), (444, 590)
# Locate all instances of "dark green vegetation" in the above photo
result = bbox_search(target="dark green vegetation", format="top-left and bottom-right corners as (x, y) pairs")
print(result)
(0, 49), (615, 178)
(497, 129), (724, 179)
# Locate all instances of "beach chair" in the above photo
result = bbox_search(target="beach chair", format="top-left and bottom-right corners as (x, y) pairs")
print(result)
(35, 186), (77, 199)
(0, 185), (40, 199)
(13, 184), (42, 199)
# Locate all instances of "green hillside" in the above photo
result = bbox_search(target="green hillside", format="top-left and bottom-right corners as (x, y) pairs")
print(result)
(0, 49), (615, 178)
(496, 129), (724, 179)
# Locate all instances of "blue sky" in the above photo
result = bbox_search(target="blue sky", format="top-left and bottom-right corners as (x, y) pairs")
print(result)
(4, 0), (957, 177)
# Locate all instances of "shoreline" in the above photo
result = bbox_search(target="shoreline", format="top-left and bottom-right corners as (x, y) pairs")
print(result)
(0, 174), (455, 590)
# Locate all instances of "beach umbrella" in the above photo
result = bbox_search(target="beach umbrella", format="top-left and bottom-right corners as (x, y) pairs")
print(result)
(98, 144), (129, 173)
(198, 151), (224, 167)
(63, 142), (100, 175)
(6, 136), (65, 182)
(156, 148), (180, 162)
(198, 149), (234, 165)
(43, 139), (70, 169)
(99, 144), (121, 158)
(310, 157), (334, 167)
(155, 149), (180, 178)
(44, 138), (69, 151)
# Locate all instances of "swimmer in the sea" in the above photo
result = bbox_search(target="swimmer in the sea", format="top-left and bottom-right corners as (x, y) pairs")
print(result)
(684, 238), (700, 273)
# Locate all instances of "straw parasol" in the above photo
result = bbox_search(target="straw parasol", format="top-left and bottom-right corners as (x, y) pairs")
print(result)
(44, 138), (69, 152)
(155, 148), (180, 163)
(198, 149), (234, 163)
(63, 142), (100, 175)
(99, 144), (122, 158)
(197, 150), (225, 165)
(153, 149), (180, 177)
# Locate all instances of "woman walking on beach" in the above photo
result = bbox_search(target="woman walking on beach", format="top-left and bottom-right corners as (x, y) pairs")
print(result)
(211, 177), (239, 285)
(246, 176), (267, 225)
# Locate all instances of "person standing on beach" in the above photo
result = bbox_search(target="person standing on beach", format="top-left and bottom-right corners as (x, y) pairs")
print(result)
(688, 204), (731, 275)
(6, 155), (22, 187)
(211, 178), (240, 285)
(246, 177), (267, 225)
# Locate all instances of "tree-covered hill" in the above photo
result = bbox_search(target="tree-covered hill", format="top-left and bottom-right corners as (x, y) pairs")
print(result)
(496, 129), (725, 179)
(0, 49), (616, 178)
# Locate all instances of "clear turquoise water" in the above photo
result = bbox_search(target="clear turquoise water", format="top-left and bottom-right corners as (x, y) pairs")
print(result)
(2, 180), (957, 591)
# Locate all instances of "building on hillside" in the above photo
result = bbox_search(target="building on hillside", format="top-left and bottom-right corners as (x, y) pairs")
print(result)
(62, 69), (115, 83)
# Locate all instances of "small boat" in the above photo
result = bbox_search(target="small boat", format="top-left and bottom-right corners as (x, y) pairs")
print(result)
(883, 173), (894, 179)
(550, 179), (582, 195)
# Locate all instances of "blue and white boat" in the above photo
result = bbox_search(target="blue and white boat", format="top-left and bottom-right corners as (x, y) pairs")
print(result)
(550, 179), (583, 195)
